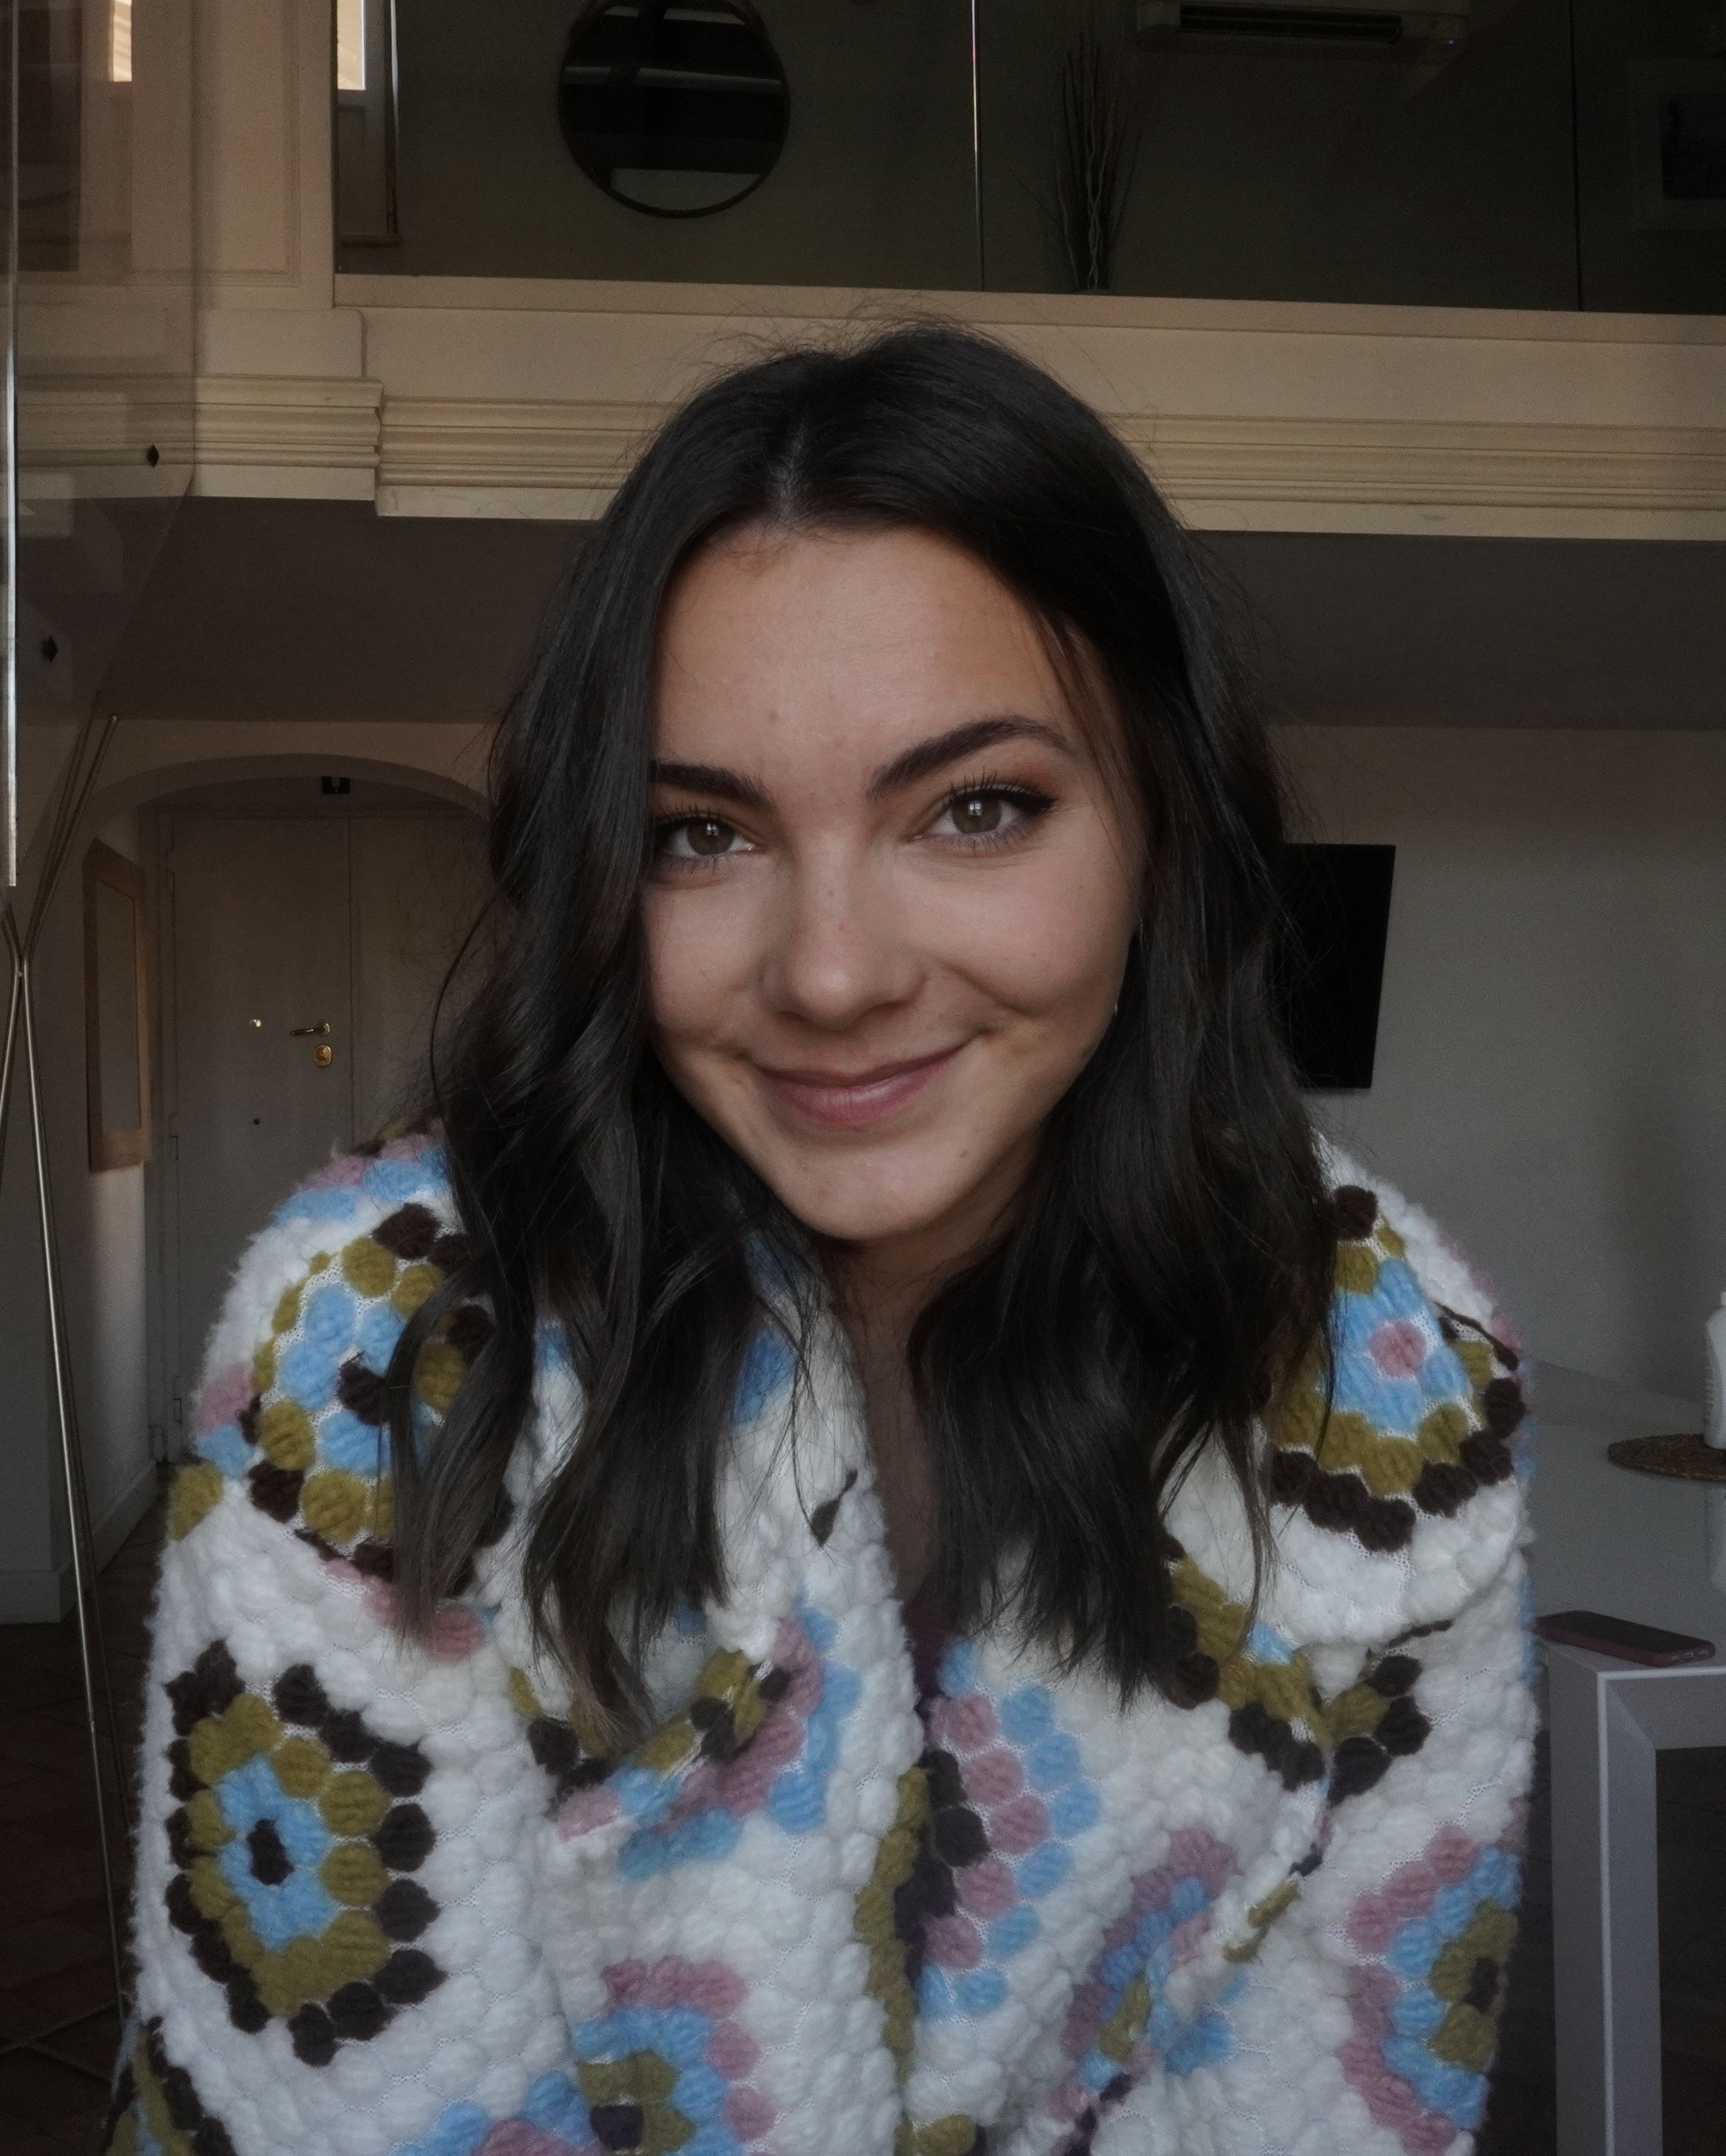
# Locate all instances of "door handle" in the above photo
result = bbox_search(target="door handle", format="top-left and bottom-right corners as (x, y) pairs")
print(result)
(289, 1021), (332, 1037)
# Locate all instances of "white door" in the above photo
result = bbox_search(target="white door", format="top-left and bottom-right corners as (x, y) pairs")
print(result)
(167, 811), (486, 1413)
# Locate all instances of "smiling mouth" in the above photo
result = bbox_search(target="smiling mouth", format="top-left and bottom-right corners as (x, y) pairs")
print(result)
(755, 1046), (962, 1130)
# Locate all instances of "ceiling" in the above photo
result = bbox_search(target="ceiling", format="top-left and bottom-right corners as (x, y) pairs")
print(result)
(88, 497), (1726, 732)
(1202, 529), (1726, 730)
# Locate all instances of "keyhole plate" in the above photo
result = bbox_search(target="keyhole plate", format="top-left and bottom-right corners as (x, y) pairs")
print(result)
(314, 1045), (334, 1067)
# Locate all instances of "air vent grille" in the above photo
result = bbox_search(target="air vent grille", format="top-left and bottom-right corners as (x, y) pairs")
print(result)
(1137, 2), (1469, 46)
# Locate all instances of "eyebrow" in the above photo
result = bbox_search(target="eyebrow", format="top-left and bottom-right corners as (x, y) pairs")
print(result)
(866, 716), (1073, 799)
(648, 760), (772, 810)
(649, 716), (1073, 813)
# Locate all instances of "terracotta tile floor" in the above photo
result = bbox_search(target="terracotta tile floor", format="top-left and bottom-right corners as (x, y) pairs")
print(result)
(0, 1493), (163, 2156)
(14, 1491), (1720, 2156)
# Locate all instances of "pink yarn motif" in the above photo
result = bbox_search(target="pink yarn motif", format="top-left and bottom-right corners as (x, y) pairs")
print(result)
(1339, 1966), (1458, 2156)
(1059, 1827), (1235, 2067)
(194, 1360), (253, 1436)
(1344, 1824), (1479, 1955)
(1369, 1320), (1431, 1379)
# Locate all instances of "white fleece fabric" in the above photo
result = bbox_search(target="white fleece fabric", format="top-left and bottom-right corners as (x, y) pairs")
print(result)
(107, 1132), (1535, 2156)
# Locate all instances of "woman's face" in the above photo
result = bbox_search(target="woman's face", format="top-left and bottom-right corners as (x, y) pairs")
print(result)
(645, 523), (1140, 1271)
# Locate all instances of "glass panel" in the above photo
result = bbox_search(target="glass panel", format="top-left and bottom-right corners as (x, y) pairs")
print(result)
(337, 0), (981, 290)
(94, 875), (139, 1133)
(11, 0), (196, 879)
(335, 3), (1726, 314)
(978, 0), (1580, 308)
(1658, 1745), (1726, 2152)
(1573, 0), (1726, 315)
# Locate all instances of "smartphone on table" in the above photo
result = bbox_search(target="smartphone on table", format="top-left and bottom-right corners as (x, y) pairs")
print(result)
(1535, 1610), (1716, 1667)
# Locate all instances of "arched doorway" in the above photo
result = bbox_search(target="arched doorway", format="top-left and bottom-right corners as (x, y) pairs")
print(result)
(144, 766), (487, 1439)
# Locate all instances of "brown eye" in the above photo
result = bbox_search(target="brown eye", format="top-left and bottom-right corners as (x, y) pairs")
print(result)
(686, 817), (733, 856)
(950, 792), (1002, 835)
(658, 813), (744, 862)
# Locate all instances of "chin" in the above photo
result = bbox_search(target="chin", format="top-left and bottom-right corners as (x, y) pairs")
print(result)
(767, 1155), (985, 1252)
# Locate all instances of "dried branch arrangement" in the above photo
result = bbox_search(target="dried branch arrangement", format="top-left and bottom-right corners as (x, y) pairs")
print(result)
(1053, 8), (1141, 294)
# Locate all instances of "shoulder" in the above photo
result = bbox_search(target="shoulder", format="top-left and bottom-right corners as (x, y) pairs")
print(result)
(1306, 1141), (1528, 1519)
(168, 1128), (480, 1566)
(1169, 1144), (1530, 1644)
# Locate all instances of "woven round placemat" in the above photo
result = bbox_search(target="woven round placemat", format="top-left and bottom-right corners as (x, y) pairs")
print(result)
(1606, 1433), (1726, 1483)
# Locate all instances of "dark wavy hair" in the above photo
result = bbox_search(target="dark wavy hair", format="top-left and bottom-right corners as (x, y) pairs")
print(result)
(386, 323), (1335, 1742)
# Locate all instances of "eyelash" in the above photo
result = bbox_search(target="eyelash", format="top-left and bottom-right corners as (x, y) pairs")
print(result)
(649, 775), (1057, 865)
(927, 773), (1056, 848)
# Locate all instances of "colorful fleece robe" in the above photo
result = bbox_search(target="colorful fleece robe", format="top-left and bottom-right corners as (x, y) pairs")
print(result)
(108, 1132), (1535, 2156)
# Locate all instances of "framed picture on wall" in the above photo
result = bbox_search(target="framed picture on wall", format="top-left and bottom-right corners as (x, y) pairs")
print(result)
(84, 839), (151, 1170)
(1275, 842), (1397, 1092)
(1631, 59), (1726, 231)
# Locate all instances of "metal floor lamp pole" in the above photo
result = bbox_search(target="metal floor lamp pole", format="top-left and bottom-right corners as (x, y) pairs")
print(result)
(0, 709), (134, 2071)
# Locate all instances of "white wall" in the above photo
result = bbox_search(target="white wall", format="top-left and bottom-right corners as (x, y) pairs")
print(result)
(0, 811), (156, 1616)
(1282, 727), (1726, 1405)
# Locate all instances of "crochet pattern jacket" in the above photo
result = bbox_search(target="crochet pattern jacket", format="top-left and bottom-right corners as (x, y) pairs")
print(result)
(109, 1132), (1535, 2156)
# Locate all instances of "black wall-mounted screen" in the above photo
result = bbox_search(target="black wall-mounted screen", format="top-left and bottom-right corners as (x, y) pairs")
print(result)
(1275, 843), (1396, 1090)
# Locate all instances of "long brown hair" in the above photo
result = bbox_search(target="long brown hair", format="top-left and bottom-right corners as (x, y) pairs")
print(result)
(387, 325), (1335, 1739)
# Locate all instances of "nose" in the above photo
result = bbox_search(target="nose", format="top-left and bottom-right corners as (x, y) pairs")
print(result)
(760, 849), (923, 1031)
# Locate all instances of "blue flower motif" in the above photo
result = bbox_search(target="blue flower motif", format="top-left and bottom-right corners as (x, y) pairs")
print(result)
(1016, 1842), (1072, 1899)
(404, 2100), (492, 2156)
(195, 1420), (253, 1480)
(1046, 1781), (1101, 1836)
(733, 1325), (795, 1424)
(277, 1333), (342, 1411)
(999, 1686), (1054, 1746)
(278, 1183), (369, 1226)
(986, 1906), (1039, 1957)
(362, 1152), (441, 1206)
(1062, 1862), (1234, 2100)
(357, 1299), (406, 1367)
(319, 1409), (386, 1474)
(1164, 2007), (1233, 2076)
(1328, 1250), (1476, 1439)
(301, 1282), (357, 1357)
(521, 2074), (588, 2138)
(1025, 1732), (1081, 1789)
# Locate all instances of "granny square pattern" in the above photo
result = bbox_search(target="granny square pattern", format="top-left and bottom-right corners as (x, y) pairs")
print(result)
(1341, 1824), (1523, 2154)
(161, 1641), (443, 2064)
(112, 1146), (1535, 2156)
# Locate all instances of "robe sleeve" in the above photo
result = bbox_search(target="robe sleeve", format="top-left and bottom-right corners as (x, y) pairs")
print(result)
(103, 1141), (570, 2156)
(1099, 1174), (1537, 2156)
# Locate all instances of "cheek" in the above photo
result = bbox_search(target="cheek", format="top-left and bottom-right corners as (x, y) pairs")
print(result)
(941, 855), (1134, 1025)
(643, 889), (746, 1050)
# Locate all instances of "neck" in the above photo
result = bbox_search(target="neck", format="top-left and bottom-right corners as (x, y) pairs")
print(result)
(819, 1153), (1033, 1605)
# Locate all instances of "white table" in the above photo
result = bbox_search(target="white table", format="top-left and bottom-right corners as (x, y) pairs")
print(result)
(1526, 1361), (1726, 2156)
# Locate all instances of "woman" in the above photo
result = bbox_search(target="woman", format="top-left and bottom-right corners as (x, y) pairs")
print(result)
(111, 327), (1533, 2156)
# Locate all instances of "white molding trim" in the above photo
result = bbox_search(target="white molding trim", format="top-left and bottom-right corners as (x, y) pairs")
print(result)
(176, 376), (1726, 537)
(377, 395), (1726, 538)
(333, 273), (1726, 348)
(375, 397), (664, 521)
(192, 372), (382, 500)
(21, 379), (197, 467)
(1120, 414), (1726, 538)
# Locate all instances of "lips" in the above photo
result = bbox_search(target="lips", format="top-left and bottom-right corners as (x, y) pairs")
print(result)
(755, 1046), (961, 1130)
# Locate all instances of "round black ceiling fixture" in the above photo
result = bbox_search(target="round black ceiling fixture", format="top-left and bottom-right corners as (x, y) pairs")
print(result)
(558, 2), (789, 219)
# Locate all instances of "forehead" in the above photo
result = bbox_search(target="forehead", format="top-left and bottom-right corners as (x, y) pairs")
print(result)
(651, 524), (1073, 765)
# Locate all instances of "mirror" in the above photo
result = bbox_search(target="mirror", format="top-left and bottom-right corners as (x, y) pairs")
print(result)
(84, 840), (151, 1170)
(558, 1), (790, 218)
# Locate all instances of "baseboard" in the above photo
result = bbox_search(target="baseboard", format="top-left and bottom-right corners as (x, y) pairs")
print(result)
(0, 1564), (72, 1623)
(0, 1455), (162, 1622)
(93, 1455), (163, 1568)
